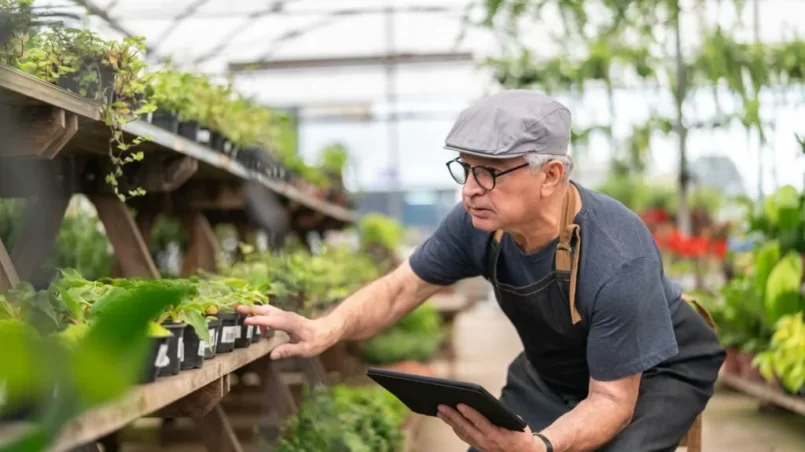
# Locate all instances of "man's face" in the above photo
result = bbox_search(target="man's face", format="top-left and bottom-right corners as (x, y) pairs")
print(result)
(458, 154), (543, 231)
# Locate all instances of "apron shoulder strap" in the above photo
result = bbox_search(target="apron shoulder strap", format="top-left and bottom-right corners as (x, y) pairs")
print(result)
(555, 185), (583, 325)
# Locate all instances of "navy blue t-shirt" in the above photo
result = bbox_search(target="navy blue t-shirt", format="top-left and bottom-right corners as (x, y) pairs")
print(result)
(409, 182), (682, 382)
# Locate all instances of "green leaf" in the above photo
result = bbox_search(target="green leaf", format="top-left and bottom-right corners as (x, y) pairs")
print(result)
(753, 241), (781, 295)
(764, 252), (804, 325)
(178, 309), (211, 345)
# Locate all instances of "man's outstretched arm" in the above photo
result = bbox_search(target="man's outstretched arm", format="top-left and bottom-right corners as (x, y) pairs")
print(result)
(322, 258), (444, 341)
(241, 258), (444, 359)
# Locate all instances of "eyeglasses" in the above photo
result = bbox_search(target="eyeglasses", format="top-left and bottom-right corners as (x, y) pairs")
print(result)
(446, 158), (529, 191)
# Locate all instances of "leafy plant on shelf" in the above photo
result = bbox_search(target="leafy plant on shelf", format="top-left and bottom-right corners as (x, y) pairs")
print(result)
(753, 312), (805, 395)
(14, 26), (155, 201)
(276, 384), (407, 452)
(361, 302), (445, 365)
(0, 283), (185, 452)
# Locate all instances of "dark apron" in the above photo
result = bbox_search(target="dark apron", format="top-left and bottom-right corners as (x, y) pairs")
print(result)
(469, 187), (725, 452)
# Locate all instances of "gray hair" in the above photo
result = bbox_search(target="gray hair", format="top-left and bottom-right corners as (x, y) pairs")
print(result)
(523, 152), (574, 181)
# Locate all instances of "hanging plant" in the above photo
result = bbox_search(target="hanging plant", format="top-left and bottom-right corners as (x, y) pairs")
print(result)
(14, 26), (156, 201)
(0, 0), (35, 65)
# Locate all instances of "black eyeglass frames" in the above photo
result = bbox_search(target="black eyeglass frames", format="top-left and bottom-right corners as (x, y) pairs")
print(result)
(446, 158), (530, 191)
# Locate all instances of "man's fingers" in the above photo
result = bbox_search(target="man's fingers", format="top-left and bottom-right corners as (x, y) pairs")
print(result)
(244, 309), (303, 333)
(270, 342), (309, 360)
(238, 304), (283, 316)
(438, 405), (482, 443)
(457, 404), (494, 433)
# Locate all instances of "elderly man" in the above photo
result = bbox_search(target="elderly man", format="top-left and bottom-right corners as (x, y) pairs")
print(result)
(240, 90), (725, 452)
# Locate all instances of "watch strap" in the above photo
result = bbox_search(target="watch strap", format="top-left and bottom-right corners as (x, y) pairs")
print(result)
(533, 432), (554, 452)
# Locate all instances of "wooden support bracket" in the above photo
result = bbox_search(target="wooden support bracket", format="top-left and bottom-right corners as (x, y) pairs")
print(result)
(10, 193), (71, 283)
(158, 376), (231, 418)
(137, 155), (198, 193)
(180, 212), (222, 276)
(193, 405), (244, 452)
(89, 194), (159, 279)
(0, 106), (79, 159)
(0, 238), (20, 292)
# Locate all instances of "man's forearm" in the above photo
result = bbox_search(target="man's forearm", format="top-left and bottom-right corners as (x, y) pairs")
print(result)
(321, 260), (441, 342)
(538, 394), (632, 452)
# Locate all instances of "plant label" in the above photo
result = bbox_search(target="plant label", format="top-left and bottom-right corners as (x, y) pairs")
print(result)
(155, 343), (170, 368)
(235, 327), (242, 340)
(198, 340), (207, 357)
(209, 328), (217, 347)
(246, 325), (253, 339)
(178, 337), (185, 363)
(221, 326), (237, 344)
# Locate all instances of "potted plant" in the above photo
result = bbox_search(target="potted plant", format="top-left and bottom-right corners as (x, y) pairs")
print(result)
(142, 321), (173, 384)
(753, 312), (805, 396)
(0, 0), (35, 66)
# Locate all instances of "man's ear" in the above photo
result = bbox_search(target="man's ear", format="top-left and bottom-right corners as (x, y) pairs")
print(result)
(539, 161), (565, 197)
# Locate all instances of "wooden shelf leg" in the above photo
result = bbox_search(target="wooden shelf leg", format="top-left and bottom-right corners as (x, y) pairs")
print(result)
(261, 358), (297, 419)
(0, 237), (20, 292)
(10, 193), (70, 283)
(180, 212), (221, 277)
(88, 195), (159, 279)
(296, 356), (330, 387)
(193, 405), (244, 452)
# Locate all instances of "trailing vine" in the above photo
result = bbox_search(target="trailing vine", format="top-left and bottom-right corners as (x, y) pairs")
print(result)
(12, 25), (156, 201)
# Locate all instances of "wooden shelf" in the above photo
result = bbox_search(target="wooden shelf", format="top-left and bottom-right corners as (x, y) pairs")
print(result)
(718, 373), (805, 416)
(46, 332), (290, 452)
(0, 65), (356, 224)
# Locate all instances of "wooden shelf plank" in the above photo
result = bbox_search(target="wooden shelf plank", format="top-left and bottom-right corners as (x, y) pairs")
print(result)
(48, 332), (290, 452)
(718, 373), (805, 416)
(0, 65), (357, 224)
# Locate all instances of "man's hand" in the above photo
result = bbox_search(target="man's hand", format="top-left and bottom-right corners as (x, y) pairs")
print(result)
(237, 304), (339, 360)
(437, 404), (540, 452)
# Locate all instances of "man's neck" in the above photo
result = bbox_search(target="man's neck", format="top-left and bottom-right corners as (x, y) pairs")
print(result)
(510, 183), (576, 254)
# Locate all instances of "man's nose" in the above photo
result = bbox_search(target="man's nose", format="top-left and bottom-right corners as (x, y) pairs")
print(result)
(462, 174), (486, 197)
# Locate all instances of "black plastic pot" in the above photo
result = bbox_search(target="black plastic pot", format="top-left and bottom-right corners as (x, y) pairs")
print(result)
(234, 313), (252, 349)
(203, 317), (223, 360)
(210, 131), (226, 152)
(178, 121), (199, 141)
(251, 323), (262, 343)
(141, 335), (171, 384)
(158, 323), (188, 377)
(216, 311), (239, 354)
(151, 111), (179, 134)
(57, 65), (115, 104)
(181, 323), (207, 371)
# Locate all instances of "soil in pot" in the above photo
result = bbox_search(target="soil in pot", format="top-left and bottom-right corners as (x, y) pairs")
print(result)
(234, 313), (253, 349)
(141, 334), (171, 384)
(150, 111), (179, 134)
(216, 311), (239, 354)
(178, 121), (199, 141)
(204, 316), (223, 360)
(158, 322), (188, 377)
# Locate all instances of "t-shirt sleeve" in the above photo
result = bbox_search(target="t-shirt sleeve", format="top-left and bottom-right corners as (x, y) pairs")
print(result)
(408, 203), (484, 285)
(586, 257), (679, 381)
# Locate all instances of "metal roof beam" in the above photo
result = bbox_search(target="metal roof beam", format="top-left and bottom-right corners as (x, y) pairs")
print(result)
(228, 52), (475, 72)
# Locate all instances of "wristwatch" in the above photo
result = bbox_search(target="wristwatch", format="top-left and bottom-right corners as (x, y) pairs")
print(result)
(533, 432), (553, 452)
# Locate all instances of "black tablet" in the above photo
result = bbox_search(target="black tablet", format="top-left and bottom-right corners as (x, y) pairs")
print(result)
(366, 367), (528, 431)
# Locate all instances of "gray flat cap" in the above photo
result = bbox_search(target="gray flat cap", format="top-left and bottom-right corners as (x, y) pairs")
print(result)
(444, 90), (571, 159)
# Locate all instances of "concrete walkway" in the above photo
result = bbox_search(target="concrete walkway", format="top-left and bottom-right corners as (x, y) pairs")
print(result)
(415, 299), (805, 452)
